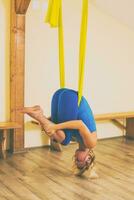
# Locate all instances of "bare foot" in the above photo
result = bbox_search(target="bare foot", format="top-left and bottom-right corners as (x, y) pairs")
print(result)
(18, 105), (44, 121)
(18, 105), (56, 137)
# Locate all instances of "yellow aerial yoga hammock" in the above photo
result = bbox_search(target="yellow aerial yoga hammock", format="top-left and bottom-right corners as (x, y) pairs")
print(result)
(45, 0), (88, 106)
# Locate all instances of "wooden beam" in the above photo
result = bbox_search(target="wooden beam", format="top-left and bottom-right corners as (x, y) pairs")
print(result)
(10, 0), (27, 152)
(15, 0), (31, 14)
(0, 122), (21, 129)
(95, 112), (134, 121)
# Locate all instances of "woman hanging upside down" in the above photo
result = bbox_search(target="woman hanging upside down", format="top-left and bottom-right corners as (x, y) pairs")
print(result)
(20, 88), (97, 176)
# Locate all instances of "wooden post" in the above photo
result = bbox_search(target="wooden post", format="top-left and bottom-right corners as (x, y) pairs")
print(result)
(10, 0), (31, 152)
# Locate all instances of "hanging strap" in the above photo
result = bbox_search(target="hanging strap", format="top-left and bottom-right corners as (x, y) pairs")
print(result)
(78, 0), (89, 105)
(45, 0), (65, 88)
(45, 0), (89, 105)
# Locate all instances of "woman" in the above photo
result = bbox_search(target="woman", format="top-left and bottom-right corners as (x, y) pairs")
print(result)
(20, 88), (97, 175)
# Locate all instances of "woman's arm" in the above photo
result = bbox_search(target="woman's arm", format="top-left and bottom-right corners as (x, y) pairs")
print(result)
(46, 120), (97, 149)
(55, 120), (83, 130)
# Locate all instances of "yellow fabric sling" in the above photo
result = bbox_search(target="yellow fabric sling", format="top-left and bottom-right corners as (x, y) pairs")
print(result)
(45, 0), (65, 88)
(78, 0), (88, 105)
(45, 0), (89, 105)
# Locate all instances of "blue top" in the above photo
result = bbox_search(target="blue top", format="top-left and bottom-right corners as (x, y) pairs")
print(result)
(62, 94), (96, 145)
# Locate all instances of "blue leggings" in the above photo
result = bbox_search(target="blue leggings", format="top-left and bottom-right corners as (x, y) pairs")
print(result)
(51, 88), (96, 145)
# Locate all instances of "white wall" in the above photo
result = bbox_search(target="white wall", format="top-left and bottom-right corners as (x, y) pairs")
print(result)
(0, 0), (10, 121)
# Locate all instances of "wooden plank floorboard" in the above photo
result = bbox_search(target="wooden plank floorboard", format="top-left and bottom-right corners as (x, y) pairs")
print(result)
(0, 138), (134, 200)
(5, 153), (99, 200)
(96, 147), (134, 171)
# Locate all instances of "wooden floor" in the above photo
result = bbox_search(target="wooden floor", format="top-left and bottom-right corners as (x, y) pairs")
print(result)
(0, 137), (134, 200)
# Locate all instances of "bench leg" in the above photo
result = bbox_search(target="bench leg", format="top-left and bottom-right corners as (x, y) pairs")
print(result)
(126, 118), (134, 139)
(9, 129), (14, 154)
(0, 130), (7, 159)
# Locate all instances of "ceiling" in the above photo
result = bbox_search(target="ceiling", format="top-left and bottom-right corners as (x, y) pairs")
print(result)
(93, 0), (134, 30)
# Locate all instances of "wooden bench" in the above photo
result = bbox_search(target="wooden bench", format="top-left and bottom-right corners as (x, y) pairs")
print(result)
(95, 112), (134, 121)
(95, 112), (134, 139)
(0, 122), (21, 159)
(31, 111), (134, 139)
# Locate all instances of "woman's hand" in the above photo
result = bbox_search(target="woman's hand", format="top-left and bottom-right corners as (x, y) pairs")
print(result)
(45, 123), (57, 135)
